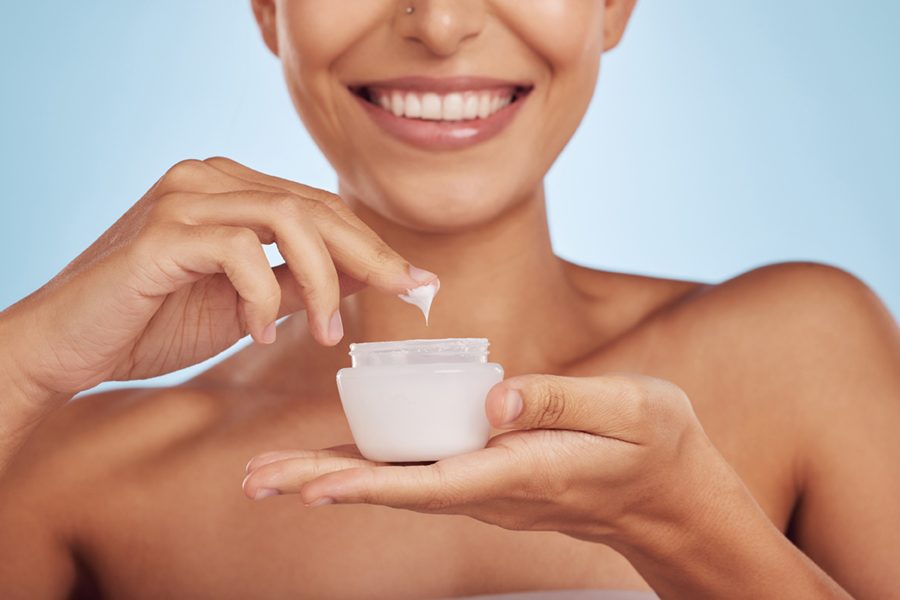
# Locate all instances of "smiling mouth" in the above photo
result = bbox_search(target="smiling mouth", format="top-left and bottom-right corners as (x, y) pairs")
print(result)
(349, 83), (533, 123)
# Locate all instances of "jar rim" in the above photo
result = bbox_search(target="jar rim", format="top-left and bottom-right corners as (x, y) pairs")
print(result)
(349, 338), (488, 356)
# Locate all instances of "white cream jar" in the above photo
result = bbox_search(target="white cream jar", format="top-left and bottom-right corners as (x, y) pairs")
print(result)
(336, 338), (503, 462)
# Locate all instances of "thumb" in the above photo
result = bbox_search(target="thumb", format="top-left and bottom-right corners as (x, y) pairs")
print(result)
(485, 374), (661, 439)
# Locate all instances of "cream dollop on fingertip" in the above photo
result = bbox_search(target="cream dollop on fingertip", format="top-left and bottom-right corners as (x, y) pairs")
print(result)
(399, 280), (439, 325)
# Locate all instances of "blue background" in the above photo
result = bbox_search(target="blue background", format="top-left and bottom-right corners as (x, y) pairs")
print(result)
(1, 2), (898, 390)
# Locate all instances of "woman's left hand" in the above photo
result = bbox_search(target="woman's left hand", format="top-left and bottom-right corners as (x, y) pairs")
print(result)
(242, 374), (746, 547)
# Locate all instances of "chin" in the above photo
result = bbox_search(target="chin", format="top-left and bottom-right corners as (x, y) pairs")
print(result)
(345, 168), (531, 233)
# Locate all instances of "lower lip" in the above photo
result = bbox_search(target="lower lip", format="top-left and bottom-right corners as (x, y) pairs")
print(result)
(352, 92), (529, 152)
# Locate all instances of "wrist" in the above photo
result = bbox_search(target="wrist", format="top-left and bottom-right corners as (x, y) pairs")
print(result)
(0, 309), (72, 428)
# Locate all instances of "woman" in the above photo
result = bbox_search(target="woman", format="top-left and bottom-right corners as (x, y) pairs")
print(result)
(0, 1), (897, 598)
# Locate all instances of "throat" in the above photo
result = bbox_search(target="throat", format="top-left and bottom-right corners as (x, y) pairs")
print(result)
(338, 186), (592, 376)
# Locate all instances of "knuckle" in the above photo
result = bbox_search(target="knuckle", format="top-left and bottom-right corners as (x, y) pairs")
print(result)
(534, 379), (568, 428)
(299, 195), (333, 219)
(163, 159), (208, 185)
(148, 191), (182, 220)
(613, 376), (655, 425)
(270, 193), (304, 220)
(614, 376), (691, 433)
(316, 191), (343, 210)
(223, 227), (259, 249)
(246, 280), (281, 307)
(296, 185), (340, 207)
(202, 155), (233, 167)
(654, 380), (694, 427)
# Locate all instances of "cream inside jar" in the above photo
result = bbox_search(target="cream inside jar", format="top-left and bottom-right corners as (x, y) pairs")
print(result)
(336, 338), (503, 462)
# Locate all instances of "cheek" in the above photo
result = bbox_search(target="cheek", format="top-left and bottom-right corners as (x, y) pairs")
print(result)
(494, 0), (605, 67)
(275, 1), (389, 166)
(277, 0), (386, 68)
(495, 0), (605, 153)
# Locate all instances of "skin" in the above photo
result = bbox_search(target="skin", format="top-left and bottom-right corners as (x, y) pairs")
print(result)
(0, 1), (898, 598)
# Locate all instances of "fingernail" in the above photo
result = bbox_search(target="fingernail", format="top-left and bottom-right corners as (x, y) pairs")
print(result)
(408, 265), (437, 285)
(306, 497), (334, 507)
(260, 322), (277, 345)
(328, 310), (344, 343)
(254, 488), (280, 501)
(501, 389), (523, 427)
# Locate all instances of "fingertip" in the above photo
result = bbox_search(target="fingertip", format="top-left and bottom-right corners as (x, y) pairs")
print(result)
(484, 382), (509, 426)
(306, 310), (337, 347)
(499, 388), (524, 428)
(297, 477), (331, 506)
(408, 265), (438, 286)
(328, 310), (344, 344)
(259, 322), (277, 345)
(241, 471), (256, 499)
(305, 496), (335, 507)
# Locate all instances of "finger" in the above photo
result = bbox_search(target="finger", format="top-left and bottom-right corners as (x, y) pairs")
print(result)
(131, 222), (280, 343)
(154, 189), (438, 297)
(200, 158), (440, 292)
(244, 445), (366, 474)
(156, 159), (271, 195)
(299, 446), (516, 511)
(154, 189), (364, 317)
(202, 156), (369, 230)
(484, 374), (684, 442)
(155, 190), (345, 345)
(242, 454), (376, 501)
(272, 264), (366, 317)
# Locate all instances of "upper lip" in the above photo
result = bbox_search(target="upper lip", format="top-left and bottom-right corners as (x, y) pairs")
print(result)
(348, 75), (533, 94)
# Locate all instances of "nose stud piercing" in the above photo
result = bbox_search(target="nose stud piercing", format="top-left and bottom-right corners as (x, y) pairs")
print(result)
(405, 6), (415, 14)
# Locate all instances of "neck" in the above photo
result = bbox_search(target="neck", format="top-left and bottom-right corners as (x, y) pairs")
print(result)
(337, 184), (590, 375)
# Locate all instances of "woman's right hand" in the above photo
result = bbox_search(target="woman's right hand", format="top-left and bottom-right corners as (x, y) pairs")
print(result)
(0, 157), (437, 406)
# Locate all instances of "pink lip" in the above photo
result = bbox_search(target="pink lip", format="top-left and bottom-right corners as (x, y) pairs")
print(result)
(348, 76), (532, 152)
(350, 75), (531, 93)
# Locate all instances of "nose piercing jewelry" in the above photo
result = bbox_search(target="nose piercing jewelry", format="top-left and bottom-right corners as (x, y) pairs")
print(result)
(404, 6), (415, 14)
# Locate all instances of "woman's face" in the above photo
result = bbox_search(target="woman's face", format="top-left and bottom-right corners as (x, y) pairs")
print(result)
(253, 1), (633, 232)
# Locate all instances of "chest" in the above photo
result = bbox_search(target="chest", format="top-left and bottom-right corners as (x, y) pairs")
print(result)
(86, 342), (798, 599)
(91, 480), (649, 599)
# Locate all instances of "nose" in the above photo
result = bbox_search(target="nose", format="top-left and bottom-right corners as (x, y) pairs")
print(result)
(395, 0), (487, 57)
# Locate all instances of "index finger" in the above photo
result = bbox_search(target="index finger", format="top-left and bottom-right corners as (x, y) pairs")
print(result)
(202, 157), (441, 295)
(202, 156), (368, 230)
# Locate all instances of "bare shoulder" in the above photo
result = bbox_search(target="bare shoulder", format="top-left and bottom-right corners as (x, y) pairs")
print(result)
(0, 380), (297, 527)
(0, 385), (242, 598)
(0, 386), (242, 524)
(7, 385), (233, 476)
(691, 266), (900, 597)
(679, 261), (899, 374)
(649, 261), (900, 411)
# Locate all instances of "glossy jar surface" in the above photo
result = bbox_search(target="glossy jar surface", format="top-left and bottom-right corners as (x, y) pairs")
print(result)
(336, 338), (504, 462)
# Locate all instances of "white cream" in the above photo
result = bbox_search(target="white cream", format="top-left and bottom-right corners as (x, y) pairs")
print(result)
(398, 281), (438, 325)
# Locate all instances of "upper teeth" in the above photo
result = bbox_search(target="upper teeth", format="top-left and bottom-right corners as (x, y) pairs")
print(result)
(368, 89), (514, 121)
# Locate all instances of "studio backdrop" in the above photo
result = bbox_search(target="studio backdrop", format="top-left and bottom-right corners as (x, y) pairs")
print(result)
(1, 1), (897, 390)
